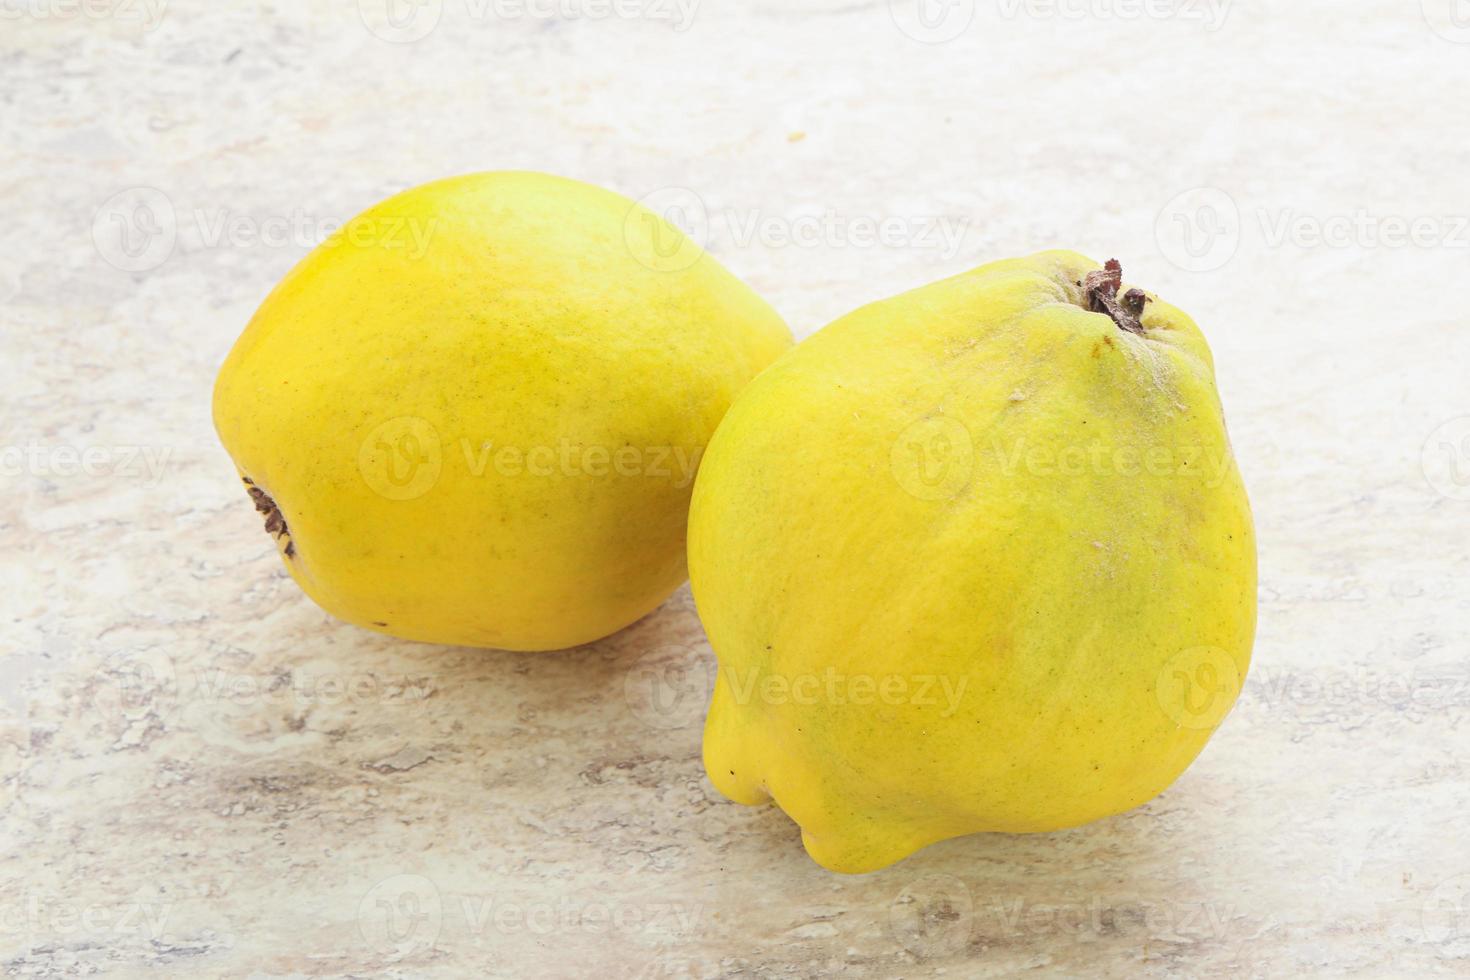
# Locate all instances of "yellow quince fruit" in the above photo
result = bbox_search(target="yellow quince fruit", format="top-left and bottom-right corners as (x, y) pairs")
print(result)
(214, 172), (790, 651)
(690, 251), (1255, 872)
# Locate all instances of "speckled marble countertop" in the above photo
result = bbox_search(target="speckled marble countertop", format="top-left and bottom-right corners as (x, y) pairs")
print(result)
(4, 1), (1470, 976)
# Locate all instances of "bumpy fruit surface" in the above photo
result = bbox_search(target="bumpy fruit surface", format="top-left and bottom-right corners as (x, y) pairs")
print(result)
(214, 172), (790, 651)
(690, 251), (1255, 872)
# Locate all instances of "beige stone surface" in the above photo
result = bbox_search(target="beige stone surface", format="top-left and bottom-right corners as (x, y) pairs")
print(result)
(3, 1), (1470, 976)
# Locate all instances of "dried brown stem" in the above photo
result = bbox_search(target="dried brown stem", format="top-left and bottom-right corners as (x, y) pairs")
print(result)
(1081, 259), (1148, 335)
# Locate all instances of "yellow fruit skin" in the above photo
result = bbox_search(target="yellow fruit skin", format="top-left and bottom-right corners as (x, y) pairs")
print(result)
(690, 251), (1256, 873)
(214, 172), (790, 651)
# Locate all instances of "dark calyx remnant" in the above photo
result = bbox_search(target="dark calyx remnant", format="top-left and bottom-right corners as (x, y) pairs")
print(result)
(1080, 259), (1148, 336)
(243, 477), (295, 558)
